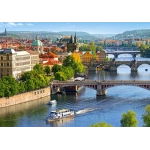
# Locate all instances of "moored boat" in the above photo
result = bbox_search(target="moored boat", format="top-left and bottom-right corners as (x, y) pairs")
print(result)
(47, 100), (57, 105)
(46, 108), (75, 122)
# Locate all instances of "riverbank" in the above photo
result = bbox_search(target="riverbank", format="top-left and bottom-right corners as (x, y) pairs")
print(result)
(0, 87), (50, 108)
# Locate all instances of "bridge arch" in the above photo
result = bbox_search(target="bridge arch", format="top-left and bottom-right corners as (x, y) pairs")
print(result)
(116, 64), (131, 72)
(137, 64), (150, 71)
(117, 53), (134, 58)
(101, 84), (150, 91)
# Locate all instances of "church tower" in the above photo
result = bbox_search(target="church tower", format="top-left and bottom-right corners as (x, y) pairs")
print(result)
(5, 28), (7, 36)
(67, 33), (78, 52)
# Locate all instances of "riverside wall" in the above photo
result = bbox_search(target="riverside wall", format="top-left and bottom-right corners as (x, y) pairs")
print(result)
(0, 87), (50, 108)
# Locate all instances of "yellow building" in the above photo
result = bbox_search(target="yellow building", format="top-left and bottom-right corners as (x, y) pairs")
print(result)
(96, 50), (106, 61)
(81, 51), (94, 63)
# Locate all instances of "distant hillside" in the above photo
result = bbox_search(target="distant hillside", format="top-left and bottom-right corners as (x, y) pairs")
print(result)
(57, 31), (99, 41)
(5, 31), (99, 41)
(91, 34), (116, 39)
(114, 29), (150, 39)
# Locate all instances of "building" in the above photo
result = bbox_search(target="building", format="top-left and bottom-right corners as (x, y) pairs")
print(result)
(67, 33), (78, 52)
(39, 51), (58, 64)
(26, 50), (39, 70)
(81, 51), (94, 63)
(32, 36), (43, 54)
(0, 48), (39, 78)
(96, 50), (106, 61)
(43, 60), (62, 71)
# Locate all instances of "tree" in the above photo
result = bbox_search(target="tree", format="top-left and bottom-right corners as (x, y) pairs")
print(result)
(62, 66), (74, 80)
(55, 72), (67, 81)
(33, 64), (44, 74)
(96, 46), (104, 52)
(44, 65), (50, 75)
(142, 105), (150, 127)
(63, 55), (76, 67)
(88, 42), (96, 58)
(73, 62), (85, 74)
(90, 122), (113, 127)
(52, 64), (62, 74)
(120, 110), (138, 127)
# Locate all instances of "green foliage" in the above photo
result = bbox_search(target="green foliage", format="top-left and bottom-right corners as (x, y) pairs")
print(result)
(53, 55), (85, 81)
(90, 122), (113, 127)
(79, 44), (89, 51)
(88, 42), (96, 58)
(63, 55), (76, 67)
(1, 76), (19, 97)
(96, 46), (104, 51)
(33, 64), (44, 74)
(0, 64), (50, 98)
(73, 62), (85, 74)
(142, 105), (150, 127)
(52, 64), (62, 74)
(44, 65), (50, 75)
(55, 72), (67, 81)
(120, 110), (138, 127)
(62, 66), (74, 80)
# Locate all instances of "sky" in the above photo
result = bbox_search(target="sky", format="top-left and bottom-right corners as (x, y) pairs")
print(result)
(1, 22), (150, 34)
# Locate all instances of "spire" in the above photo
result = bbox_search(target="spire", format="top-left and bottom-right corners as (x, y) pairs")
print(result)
(36, 35), (38, 40)
(74, 31), (77, 43)
(69, 35), (73, 43)
(5, 28), (7, 35)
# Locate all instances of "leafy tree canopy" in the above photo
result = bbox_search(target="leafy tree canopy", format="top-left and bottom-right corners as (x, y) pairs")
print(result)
(120, 110), (138, 127)
(90, 122), (113, 127)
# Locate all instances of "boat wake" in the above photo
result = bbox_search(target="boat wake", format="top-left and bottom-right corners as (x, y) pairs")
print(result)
(76, 108), (98, 115)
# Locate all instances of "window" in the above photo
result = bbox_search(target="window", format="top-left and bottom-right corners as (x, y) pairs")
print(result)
(1, 56), (3, 60)
(7, 54), (9, 60)
(1, 63), (3, 66)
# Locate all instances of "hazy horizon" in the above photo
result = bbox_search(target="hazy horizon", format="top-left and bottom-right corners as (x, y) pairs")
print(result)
(1, 22), (150, 35)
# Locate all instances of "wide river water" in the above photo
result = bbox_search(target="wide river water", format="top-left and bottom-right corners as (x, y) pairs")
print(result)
(1, 54), (150, 127)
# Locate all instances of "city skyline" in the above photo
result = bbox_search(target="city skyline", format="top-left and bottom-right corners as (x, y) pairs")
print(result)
(1, 22), (150, 34)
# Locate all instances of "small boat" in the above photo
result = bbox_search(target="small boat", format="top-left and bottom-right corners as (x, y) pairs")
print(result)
(46, 108), (75, 122)
(145, 69), (148, 71)
(47, 100), (57, 105)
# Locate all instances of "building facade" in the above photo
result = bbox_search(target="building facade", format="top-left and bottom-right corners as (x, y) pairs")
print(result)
(96, 50), (106, 61)
(81, 51), (94, 63)
(0, 49), (39, 78)
(67, 33), (78, 52)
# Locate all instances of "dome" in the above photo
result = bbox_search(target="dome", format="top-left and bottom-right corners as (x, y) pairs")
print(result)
(32, 36), (43, 46)
(32, 40), (43, 46)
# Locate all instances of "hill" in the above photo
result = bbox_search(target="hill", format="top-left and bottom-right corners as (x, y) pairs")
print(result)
(114, 29), (150, 39)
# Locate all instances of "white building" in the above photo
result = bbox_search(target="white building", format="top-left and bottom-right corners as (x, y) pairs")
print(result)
(0, 49), (39, 78)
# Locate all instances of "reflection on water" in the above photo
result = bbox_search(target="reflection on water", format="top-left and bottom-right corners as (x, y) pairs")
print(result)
(46, 117), (74, 127)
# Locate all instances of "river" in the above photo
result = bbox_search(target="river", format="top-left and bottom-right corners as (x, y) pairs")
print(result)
(0, 54), (150, 127)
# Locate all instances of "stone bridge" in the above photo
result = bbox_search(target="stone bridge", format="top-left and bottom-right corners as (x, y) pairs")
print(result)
(105, 51), (140, 58)
(83, 60), (150, 71)
(50, 80), (150, 96)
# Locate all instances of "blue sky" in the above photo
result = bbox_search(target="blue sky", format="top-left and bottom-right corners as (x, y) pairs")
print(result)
(1, 22), (150, 34)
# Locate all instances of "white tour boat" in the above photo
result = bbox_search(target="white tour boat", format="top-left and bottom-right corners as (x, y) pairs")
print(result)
(46, 108), (75, 122)
(47, 100), (57, 105)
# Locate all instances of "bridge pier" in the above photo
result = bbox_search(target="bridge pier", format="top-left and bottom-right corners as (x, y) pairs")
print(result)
(131, 66), (137, 72)
(96, 83), (107, 96)
(110, 66), (117, 72)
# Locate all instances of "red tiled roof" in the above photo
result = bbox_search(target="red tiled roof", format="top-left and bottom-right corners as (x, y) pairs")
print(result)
(43, 60), (62, 65)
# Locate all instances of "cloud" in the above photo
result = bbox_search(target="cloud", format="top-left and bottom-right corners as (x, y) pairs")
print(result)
(26, 23), (33, 26)
(17, 23), (23, 26)
(6, 22), (17, 27)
